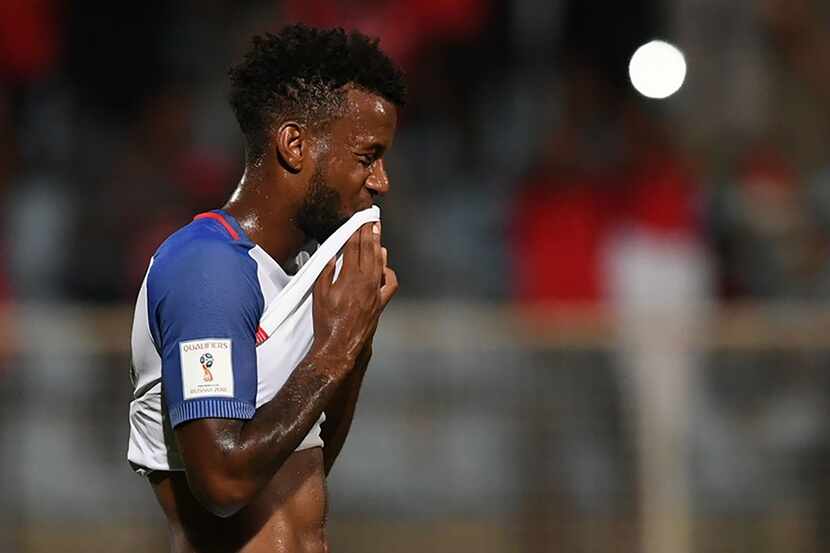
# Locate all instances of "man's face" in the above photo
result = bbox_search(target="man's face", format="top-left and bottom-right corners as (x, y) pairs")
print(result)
(296, 88), (397, 242)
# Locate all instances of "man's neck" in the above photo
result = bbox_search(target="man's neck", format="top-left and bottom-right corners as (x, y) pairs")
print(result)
(222, 165), (307, 269)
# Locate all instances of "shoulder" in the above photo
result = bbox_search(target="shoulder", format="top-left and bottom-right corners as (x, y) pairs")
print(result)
(154, 218), (255, 272)
(147, 218), (262, 307)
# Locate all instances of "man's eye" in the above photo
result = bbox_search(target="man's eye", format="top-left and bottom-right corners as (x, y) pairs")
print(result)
(358, 155), (374, 167)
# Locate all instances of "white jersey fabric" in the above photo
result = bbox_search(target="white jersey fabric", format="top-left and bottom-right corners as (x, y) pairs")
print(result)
(127, 207), (379, 473)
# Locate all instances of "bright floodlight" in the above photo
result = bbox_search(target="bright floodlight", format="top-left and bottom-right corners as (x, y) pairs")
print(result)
(628, 40), (687, 99)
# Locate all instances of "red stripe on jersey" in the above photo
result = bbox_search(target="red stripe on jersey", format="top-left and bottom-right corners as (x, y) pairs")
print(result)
(255, 326), (268, 346)
(194, 212), (241, 241)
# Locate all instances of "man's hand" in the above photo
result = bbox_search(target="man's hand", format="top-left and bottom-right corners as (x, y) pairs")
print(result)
(318, 223), (397, 473)
(311, 222), (398, 373)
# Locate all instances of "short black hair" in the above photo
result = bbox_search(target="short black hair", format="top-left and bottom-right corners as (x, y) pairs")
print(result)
(229, 24), (407, 159)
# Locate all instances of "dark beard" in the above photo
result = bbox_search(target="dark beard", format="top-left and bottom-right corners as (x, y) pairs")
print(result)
(296, 167), (348, 242)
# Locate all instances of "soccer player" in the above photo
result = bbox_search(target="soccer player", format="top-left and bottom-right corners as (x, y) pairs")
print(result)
(127, 25), (406, 552)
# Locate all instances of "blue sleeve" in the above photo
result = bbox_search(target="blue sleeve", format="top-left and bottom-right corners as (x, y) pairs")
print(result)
(147, 238), (264, 428)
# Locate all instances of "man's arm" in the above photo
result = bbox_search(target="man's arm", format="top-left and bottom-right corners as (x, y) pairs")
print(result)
(320, 344), (371, 474)
(321, 244), (395, 474)
(175, 342), (350, 517)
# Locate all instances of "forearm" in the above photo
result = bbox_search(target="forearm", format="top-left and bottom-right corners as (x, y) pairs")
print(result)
(178, 344), (352, 516)
(237, 348), (346, 481)
(321, 346), (371, 474)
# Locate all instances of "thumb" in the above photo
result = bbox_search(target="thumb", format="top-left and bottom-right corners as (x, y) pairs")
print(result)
(379, 266), (398, 308)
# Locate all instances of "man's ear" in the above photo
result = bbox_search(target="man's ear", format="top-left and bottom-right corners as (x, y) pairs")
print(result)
(275, 121), (304, 173)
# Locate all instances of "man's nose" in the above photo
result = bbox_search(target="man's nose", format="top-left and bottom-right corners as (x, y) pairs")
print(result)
(366, 159), (389, 195)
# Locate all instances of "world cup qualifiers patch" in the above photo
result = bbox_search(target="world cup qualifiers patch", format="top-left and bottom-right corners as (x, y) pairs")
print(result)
(179, 339), (234, 400)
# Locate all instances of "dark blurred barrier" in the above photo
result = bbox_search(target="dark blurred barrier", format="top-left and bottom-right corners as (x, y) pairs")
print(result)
(0, 301), (828, 553)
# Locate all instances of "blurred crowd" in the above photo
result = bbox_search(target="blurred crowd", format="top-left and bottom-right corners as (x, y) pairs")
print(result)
(2, 0), (830, 306)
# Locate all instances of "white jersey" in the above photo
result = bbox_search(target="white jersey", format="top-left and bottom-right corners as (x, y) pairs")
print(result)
(127, 210), (322, 473)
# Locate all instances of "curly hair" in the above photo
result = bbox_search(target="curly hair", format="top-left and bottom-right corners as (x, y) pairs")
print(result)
(229, 24), (407, 159)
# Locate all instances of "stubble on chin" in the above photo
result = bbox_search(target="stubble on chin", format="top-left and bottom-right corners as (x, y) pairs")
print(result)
(296, 171), (348, 242)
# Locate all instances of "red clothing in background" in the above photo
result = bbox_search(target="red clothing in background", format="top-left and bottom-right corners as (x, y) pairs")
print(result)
(0, 0), (58, 83)
(510, 151), (698, 306)
(512, 176), (610, 304)
(625, 155), (699, 237)
(284, 0), (487, 69)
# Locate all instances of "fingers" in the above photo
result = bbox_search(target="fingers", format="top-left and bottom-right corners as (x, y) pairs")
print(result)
(372, 223), (383, 283)
(357, 222), (383, 287)
(379, 266), (399, 308)
(358, 222), (379, 271)
(342, 225), (362, 272)
(315, 256), (337, 292)
(334, 222), (384, 290)
(357, 223), (369, 268)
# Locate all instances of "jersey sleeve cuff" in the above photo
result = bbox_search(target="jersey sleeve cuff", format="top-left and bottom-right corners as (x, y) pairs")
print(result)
(169, 398), (256, 428)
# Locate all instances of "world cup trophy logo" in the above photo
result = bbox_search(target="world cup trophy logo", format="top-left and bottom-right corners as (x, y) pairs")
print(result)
(199, 353), (214, 382)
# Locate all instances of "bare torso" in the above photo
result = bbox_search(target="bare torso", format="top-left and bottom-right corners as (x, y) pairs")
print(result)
(150, 448), (328, 553)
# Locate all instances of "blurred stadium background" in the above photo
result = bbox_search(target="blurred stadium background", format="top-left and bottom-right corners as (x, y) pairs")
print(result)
(3, 1), (830, 552)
